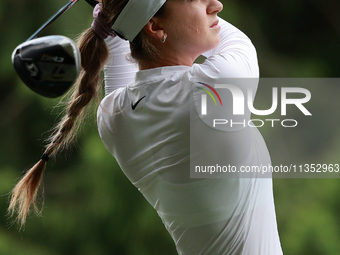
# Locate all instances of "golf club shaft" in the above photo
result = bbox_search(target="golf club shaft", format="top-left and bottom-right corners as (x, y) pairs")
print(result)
(26, 0), (79, 41)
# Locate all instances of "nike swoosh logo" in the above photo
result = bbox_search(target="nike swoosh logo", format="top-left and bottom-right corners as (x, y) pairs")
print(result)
(131, 96), (146, 110)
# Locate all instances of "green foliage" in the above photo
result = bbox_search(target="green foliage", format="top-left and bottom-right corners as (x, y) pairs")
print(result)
(0, 0), (339, 254)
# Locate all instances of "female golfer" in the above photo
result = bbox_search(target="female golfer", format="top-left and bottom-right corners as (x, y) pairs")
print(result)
(9, 0), (283, 254)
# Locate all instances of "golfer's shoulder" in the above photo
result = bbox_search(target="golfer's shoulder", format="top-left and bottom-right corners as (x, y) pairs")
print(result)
(98, 87), (127, 116)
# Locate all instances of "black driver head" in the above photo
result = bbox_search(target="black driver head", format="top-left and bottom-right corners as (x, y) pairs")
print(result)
(12, 35), (81, 98)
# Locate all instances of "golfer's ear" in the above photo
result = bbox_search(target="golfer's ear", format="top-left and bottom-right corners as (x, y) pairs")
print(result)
(143, 18), (164, 40)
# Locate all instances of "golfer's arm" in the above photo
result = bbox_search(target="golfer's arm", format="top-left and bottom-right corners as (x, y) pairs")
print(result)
(201, 17), (259, 78)
(103, 36), (138, 95)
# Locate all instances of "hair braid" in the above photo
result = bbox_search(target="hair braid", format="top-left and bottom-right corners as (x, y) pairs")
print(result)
(8, 28), (109, 229)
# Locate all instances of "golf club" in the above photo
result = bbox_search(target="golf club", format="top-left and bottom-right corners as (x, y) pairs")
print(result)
(27, 0), (79, 41)
(12, 0), (97, 98)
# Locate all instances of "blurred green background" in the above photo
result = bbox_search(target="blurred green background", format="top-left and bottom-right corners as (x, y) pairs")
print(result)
(0, 0), (340, 254)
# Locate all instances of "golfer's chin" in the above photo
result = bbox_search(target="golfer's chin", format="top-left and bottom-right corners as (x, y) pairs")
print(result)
(204, 35), (221, 53)
(212, 35), (221, 48)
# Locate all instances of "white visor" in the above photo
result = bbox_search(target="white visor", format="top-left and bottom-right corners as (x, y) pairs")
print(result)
(112, 0), (167, 42)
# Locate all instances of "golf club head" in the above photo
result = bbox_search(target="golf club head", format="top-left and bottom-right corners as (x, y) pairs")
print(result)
(12, 35), (81, 98)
